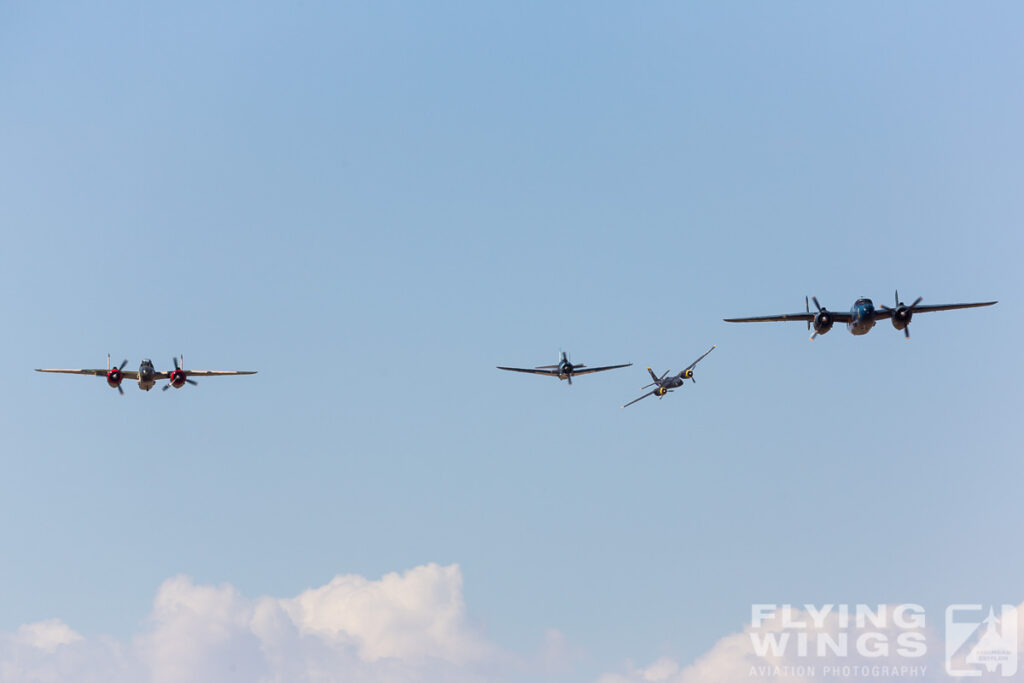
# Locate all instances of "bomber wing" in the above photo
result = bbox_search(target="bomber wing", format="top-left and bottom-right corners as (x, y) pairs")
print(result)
(724, 311), (851, 323)
(35, 368), (109, 376)
(873, 301), (996, 319)
(621, 389), (657, 408)
(154, 370), (256, 380)
(35, 368), (139, 379)
(683, 345), (716, 372)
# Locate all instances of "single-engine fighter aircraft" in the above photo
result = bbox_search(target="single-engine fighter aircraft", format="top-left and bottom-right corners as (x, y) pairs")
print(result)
(621, 345), (716, 408)
(36, 355), (256, 394)
(724, 291), (997, 340)
(497, 351), (631, 385)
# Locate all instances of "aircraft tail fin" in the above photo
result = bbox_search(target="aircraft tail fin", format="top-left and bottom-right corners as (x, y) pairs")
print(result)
(647, 367), (659, 382)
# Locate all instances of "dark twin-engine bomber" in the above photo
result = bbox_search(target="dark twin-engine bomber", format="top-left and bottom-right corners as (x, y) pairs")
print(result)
(724, 291), (997, 341)
(621, 345), (716, 409)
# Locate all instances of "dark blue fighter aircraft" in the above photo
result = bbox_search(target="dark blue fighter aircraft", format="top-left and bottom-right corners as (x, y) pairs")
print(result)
(724, 291), (996, 340)
(497, 351), (631, 385)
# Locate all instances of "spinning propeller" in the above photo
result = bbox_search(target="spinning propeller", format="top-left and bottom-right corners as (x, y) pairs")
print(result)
(107, 354), (128, 395)
(806, 296), (833, 341)
(163, 355), (198, 391)
(879, 290), (923, 339)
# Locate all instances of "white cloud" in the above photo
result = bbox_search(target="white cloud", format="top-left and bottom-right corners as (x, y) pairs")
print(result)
(15, 619), (83, 653)
(0, 563), (508, 683)
(283, 562), (492, 663)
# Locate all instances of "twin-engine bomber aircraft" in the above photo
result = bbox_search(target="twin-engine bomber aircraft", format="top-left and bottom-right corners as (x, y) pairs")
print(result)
(497, 351), (630, 385)
(36, 355), (256, 394)
(621, 345), (716, 408)
(724, 291), (996, 340)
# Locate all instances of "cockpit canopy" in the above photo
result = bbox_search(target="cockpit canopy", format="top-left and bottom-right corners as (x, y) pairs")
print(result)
(854, 298), (873, 307)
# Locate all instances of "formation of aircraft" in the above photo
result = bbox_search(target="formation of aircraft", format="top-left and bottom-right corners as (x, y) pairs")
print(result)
(621, 345), (716, 409)
(497, 351), (630, 385)
(491, 289), (995, 409)
(724, 291), (997, 340)
(35, 355), (256, 394)
(35, 290), (996, 407)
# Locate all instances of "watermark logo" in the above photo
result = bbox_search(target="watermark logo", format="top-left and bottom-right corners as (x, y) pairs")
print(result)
(747, 604), (929, 679)
(945, 604), (1018, 677)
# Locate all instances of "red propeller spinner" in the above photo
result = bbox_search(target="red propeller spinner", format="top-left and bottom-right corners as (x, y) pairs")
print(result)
(106, 355), (128, 395)
(163, 355), (197, 391)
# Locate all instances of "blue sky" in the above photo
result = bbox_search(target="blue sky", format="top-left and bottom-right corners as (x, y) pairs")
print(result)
(0, 3), (1021, 681)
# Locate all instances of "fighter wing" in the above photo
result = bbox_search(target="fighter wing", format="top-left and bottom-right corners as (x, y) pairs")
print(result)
(572, 363), (632, 376)
(723, 311), (851, 323)
(621, 390), (656, 408)
(874, 301), (996, 319)
(497, 366), (560, 376)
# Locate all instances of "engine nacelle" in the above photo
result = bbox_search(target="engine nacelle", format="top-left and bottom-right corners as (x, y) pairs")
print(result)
(106, 368), (124, 389)
(169, 369), (187, 388)
(890, 306), (913, 331)
(813, 311), (834, 336)
(682, 369), (693, 380)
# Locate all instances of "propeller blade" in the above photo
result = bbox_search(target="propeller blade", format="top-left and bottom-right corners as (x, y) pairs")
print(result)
(910, 296), (923, 309)
(810, 331), (819, 341)
(117, 360), (127, 370)
(895, 289), (900, 307)
(904, 327), (910, 340)
(567, 375), (572, 386)
(691, 377), (696, 383)
(186, 379), (197, 386)
(117, 385), (124, 396)
(107, 354), (111, 370)
(806, 296), (811, 330)
(812, 296), (822, 312)
(162, 384), (171, 391)
(173, 357), (180, 370)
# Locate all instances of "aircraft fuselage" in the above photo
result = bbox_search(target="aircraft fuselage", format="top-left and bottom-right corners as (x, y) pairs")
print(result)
(556, 360), (574, 380)
(847, 298), (877, 336)
(659, 376), (684, 391)
(137, 359), (156, 391)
